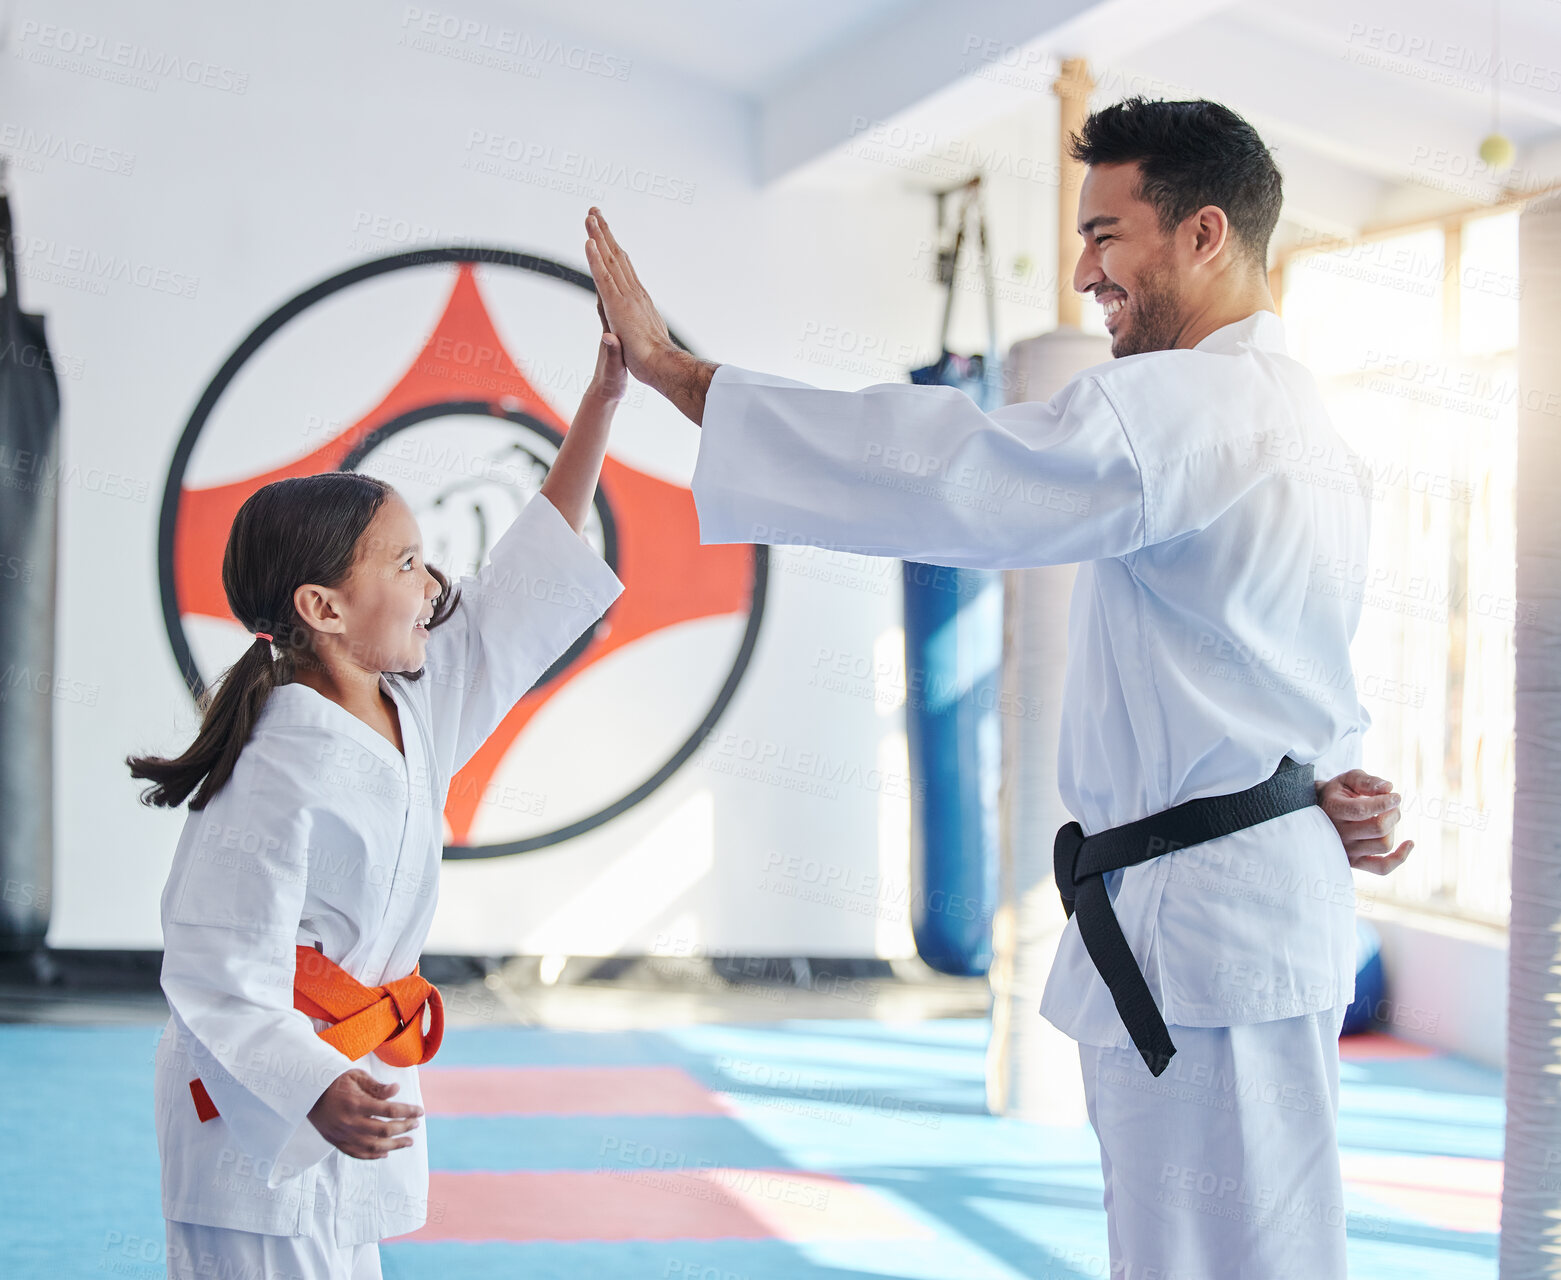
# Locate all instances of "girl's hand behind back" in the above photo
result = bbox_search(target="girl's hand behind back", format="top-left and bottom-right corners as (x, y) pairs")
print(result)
(591, 297), (628, 403)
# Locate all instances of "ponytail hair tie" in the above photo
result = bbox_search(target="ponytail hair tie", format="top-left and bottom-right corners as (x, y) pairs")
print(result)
(253, 631), (273, 643)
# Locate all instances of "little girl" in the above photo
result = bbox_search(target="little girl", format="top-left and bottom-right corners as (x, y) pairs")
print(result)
(128, 309), (628, 1280)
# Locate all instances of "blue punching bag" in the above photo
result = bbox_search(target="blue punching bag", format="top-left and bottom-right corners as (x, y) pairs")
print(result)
(1341, 918), (1386, 1034)
(903, 177), (1003, 976)
(902, 548), (1002, 975)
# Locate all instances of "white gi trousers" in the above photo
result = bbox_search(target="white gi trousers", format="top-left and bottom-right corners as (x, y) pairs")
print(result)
(1078, 1004), (1349, 1280)
(165, 1219), (380, 1280)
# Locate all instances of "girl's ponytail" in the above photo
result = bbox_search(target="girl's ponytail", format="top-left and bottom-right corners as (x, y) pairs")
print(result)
(127, 472), (460, 810)
(128, 630), (284, 810)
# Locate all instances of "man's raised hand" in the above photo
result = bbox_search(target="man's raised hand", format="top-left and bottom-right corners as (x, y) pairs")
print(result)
(1316, 768), (1414, 875)
(584, 207), (675, 385)
(582, 206), (720, 426)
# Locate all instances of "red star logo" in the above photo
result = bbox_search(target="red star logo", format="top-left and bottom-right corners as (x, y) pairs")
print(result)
(171, 264), (755, 845)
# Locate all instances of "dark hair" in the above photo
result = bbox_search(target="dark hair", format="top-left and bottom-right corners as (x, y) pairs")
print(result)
(127, 473), (462, 810)
(1068, 97), (1282, 270)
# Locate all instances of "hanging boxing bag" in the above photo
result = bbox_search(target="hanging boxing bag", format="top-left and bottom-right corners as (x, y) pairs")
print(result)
(902, 178), (1002, 977)
(0, 175), (62, 950)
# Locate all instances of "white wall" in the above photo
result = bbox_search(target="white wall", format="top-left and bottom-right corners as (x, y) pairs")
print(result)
(1, 0), (1063, 954)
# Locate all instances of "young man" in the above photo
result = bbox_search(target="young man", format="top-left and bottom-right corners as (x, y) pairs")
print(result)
(583, 97), (1410, 1277)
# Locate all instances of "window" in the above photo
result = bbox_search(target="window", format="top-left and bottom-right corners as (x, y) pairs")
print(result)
(1281, 211), (1520, 924)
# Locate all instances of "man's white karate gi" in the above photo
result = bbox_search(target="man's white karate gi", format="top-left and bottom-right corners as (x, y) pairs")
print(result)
(688, 309), (1371, 1278)
(154, 492), (623, 1278)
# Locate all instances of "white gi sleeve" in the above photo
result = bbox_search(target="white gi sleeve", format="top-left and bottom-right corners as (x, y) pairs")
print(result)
(690, 363), (1146, 568)
(420, 490), (624, 777)
(159, 737), (351, 1184)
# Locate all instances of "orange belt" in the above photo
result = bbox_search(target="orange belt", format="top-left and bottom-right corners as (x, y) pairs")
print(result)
(189, 945), (444, 1122)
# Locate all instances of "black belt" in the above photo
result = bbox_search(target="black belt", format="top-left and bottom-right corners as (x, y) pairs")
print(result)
(1053, 756), (1317, 1077)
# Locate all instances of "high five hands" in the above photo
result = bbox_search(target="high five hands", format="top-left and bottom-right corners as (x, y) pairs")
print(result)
(584, 207), (674, 385)
(1317, 769), (1414, 874)
(584, 206), (718, 425)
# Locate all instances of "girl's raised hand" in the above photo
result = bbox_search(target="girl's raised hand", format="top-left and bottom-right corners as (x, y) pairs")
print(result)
(537, 296), (626, 532)
(591, 296), (628, 403)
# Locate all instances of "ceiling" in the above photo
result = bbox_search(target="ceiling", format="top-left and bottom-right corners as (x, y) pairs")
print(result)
(504, 0), (919, 98)
(508, 0), (1561, 237)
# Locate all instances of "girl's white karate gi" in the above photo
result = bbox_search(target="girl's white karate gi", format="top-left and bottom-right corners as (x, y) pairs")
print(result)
(690, 310), (1369, 1279)
(154, 492), (623, 1276)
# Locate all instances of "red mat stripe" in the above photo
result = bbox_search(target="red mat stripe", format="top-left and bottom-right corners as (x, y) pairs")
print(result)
(401, 1169), (934, 1243)
(1338, 1032), (1436, 1061)
(417, 1066), (731, 1116)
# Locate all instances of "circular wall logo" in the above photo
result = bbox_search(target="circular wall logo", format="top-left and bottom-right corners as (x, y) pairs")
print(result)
(159, 247), (766, 857)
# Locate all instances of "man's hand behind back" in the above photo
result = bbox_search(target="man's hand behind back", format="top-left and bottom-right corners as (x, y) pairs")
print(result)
(1317, 768), (1414, 874)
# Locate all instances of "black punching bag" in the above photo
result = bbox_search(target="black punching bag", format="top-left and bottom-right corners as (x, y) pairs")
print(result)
(0, 177), (61, 950)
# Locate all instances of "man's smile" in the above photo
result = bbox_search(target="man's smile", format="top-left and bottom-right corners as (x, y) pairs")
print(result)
(1097, 288), (1128, 330)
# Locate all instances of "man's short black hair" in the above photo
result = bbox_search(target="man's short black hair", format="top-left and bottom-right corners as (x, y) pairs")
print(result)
(1068, 97), (1283, 271)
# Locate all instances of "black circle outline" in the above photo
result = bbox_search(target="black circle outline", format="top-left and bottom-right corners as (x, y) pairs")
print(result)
(157, 246), (767, 858)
